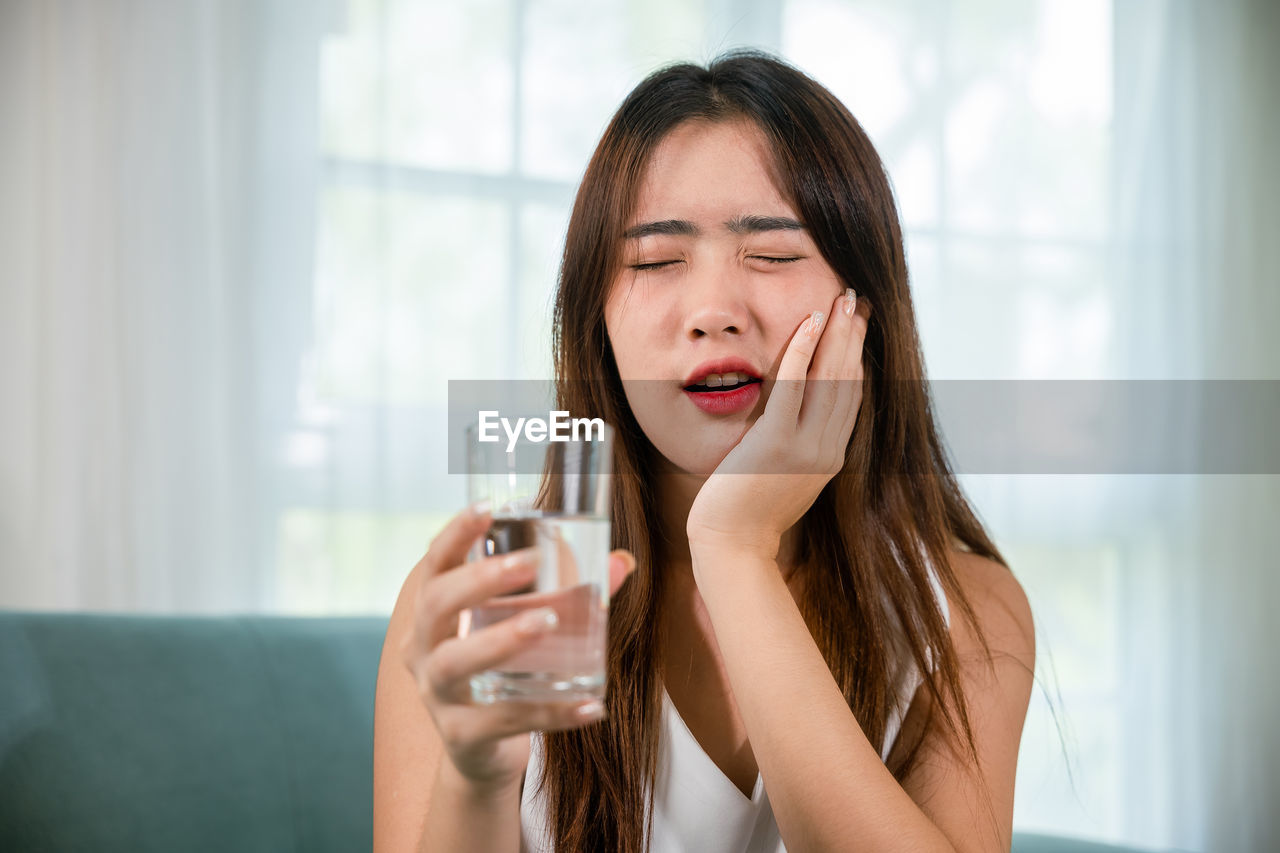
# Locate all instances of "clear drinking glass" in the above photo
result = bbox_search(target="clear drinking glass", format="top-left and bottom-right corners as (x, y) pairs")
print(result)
(461, 421), (613, 703)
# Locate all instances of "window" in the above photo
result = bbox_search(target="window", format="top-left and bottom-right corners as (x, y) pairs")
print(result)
(306, 1), (1142, 845)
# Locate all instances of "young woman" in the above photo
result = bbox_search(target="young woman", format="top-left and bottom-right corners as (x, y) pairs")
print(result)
(374, 51), (1035, 853)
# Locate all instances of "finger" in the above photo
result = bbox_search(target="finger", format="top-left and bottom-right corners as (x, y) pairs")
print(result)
(799, 288), (861, 445)
(835, 296), (871, 434)
(424, 605), (561, 702)
(416, 502), (493, 581)
(608, 550), (637, 595)
(839, 291), (871, 380)
(434, 697), (607, 746)
(420, 547), (541, 647)
(808, 288), (857, 383)
(765, 309), (827, 426)
(796, 289), (854, 440)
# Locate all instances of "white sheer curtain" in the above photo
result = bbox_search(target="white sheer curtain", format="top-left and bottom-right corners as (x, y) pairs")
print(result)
(0, 0), (337, 610)
(1014, 0), (1278, 848)
(1123, 2), (1280, 850)
(1, 1), (1275, 850)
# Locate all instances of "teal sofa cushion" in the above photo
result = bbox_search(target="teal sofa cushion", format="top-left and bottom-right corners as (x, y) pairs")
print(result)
(0, 613), (387, 852)
(1013, 834), (1167, 853)
(0, 611), (1165, 852)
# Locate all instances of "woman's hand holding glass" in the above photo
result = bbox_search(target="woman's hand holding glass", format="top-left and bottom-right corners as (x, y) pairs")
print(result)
(686, 287), (871, 560)
(399, 503), (636, 794)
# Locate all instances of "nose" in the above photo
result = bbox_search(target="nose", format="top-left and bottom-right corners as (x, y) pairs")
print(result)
(684, 259), (750, 341)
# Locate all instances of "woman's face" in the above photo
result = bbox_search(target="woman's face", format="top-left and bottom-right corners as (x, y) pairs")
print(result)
(604, 118), (845, 477)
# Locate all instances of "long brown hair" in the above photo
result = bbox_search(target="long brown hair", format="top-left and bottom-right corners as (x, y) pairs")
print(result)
(540, 49), (1008, 852)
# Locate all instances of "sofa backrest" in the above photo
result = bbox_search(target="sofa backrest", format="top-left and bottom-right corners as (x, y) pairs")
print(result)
(0, 612), (388, 852)
(0, 612), (1167, 853)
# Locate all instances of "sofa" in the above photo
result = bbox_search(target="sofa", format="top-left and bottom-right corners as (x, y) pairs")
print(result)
(0, 612), (1157, 852)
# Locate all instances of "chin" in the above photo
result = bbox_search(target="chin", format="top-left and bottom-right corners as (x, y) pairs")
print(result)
(631, 401), (756, 475)
(650, 428), (745, 478)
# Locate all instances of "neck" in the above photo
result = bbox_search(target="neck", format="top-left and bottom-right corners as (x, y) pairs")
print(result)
(654, 462), (804, 590)
(652, 462), (808, 687)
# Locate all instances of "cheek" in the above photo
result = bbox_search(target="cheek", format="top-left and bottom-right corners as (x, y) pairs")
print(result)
(604, 309), (634, 371)
(797, 260), (845, 298)
(604, 286), (664, 373)
(603, 295), (625, 358)
(755, 284), (827, 329)
(755, 266), (845, 356)
(787, 261), (844, 307)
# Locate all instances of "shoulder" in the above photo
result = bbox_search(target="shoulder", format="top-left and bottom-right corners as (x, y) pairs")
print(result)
(889, 550), (1035, 850)
(944, 549), (1035, 674)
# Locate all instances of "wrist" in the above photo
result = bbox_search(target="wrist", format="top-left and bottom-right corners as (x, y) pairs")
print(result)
(436, 757), (524, 805)
(687, 530), (780, 563)
(688, 537), (780, 582)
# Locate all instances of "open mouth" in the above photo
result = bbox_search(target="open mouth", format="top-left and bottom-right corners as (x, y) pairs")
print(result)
(682, 373), (763, 393)
(681, 373), (763, 415)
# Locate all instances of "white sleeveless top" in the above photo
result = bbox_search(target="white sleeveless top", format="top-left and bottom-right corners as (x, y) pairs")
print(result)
(519, 554), (951, 853)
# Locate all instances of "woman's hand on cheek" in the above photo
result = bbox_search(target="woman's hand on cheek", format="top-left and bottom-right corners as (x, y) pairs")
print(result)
(685, 287), (871, 563)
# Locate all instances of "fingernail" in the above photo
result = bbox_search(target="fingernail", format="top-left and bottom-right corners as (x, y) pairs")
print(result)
(470, 499), (491, 518)
(499, 551), (537, 578)
(806, 311), (825, 338)
(516, 606), (558, 636)
(576, 700), (605, 720)
(842, 288), (857, 317)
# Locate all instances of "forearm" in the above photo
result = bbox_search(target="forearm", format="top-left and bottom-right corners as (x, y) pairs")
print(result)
(689, 543), (955, 853)
(419, 760), (522, 853)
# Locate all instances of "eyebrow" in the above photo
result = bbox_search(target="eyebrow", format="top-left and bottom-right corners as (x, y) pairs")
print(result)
(622, 215), (805, 240)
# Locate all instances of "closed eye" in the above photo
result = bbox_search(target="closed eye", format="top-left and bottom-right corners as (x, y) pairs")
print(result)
(629, 256), (801, 271)
(630, 260), (681, 271)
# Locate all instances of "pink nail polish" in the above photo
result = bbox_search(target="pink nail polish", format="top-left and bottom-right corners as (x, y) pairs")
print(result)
(806, 311), (825, 337)
(843, 288), (857, 317)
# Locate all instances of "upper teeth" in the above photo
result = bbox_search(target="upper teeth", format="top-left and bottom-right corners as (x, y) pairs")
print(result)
(696, 372), (752, 387)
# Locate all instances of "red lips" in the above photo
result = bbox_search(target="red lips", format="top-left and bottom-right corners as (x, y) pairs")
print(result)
(683, 382), (762, 415)
(682, 357), (762, 389)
